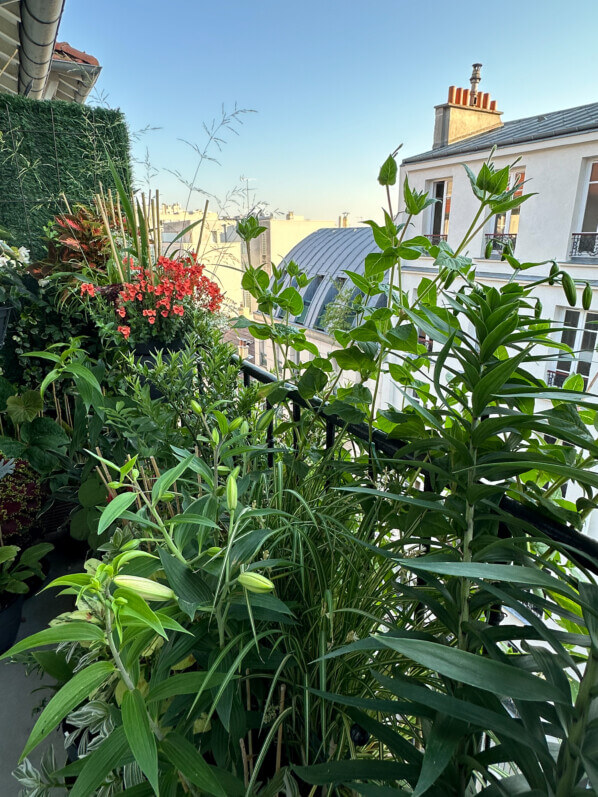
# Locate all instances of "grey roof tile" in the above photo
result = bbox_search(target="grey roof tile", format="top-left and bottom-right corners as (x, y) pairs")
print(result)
(402, 101), (598, 164)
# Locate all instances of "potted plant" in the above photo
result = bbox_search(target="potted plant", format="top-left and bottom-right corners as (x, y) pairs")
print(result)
(0, 239), (31, 348)
(0, 455), (52, 652)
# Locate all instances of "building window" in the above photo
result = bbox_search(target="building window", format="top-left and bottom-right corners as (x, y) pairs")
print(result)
(548, 308), (598, 388)
(429, 179), (452, 241)
(485, 169), (525, 258)
(315, 278), (346, 331)
(211, 230), (219, 244)
(295, 275), (323, 324)
(571, 162), (598, 257)
(260, 233), (268, 262)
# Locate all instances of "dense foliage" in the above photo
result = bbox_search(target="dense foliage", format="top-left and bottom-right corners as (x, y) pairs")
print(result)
(3, 155), (598, 797)
(0, 94), (130, 259)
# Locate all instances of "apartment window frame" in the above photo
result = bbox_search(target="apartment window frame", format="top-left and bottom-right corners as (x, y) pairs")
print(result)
(427, 178), (452, 238)
(484, 168), (525, 258)
(579, 161), (598, 233)
(549, 306), (598, 389)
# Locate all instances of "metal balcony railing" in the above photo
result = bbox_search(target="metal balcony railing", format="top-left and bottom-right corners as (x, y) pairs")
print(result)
(484, 233), (517, 259)
(236, 356), (598, 574)
(570, 232), (598, 258)
(427, 234), (447, 246)
(547, 368), (588, 390)
(546, 369), (569, 388)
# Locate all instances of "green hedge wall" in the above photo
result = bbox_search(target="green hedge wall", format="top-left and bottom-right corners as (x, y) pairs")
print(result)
(0, 94), (131, 259)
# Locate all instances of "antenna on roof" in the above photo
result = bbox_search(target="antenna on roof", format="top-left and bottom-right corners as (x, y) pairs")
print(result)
(470, 63), (482, 107)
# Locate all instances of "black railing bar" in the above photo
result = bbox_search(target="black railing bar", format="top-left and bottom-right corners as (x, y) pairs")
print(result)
(235, 356), (598, 574)
(234, 356), (397, 456)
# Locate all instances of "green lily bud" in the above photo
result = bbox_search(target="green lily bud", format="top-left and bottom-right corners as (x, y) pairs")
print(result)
(583, 283), (592, 311)
(113, 575), (175, 602)
(191, 400), (202, 416)
(238, 572), (275, 594)
(562, 273), (577, 306)
(226, 470), (238, 511)
(229, 417), (243, 431)
(211, 428), (220, 445)
(206, 546), (223, 557)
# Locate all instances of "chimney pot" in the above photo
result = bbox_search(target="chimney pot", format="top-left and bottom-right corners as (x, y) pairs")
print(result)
(462, 88), (470, 106)
(490, 99), (497, 111)
(448, 85), (456, 103)
(455, 87), (462, 104)
(482, 92), (489, 109)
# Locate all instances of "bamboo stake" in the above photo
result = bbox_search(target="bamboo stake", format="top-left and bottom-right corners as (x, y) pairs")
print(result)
(97, 192), (124, 282)
(51, 382), (62, 426)
(239, 738), (249, 788)
(246, 669), (254, 776)
(155, 189), (162, 256)
(197, 199), (209, 254)
(108, 188), (116, 226)
(275, 684), (286, 776)
(96, 465), (116, 500)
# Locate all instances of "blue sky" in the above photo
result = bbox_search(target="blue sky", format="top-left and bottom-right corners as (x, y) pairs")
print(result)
(59, 0), (598, 222)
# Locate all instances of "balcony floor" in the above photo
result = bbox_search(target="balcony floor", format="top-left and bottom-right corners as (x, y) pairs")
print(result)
(0, 548), (83, 793)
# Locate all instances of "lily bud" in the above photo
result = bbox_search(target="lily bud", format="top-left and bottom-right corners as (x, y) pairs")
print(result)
(191, 400), (203, 416)
(226, 468), (239, 511)
(238, 572), (274, 594)
(206, 546), (223, 557)
(113, 575), (175, 602)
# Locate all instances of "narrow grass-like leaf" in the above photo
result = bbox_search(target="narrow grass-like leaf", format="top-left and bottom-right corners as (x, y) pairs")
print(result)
(21, 661), (115, 759)
(70, 725), (130, 797)
(377, 637), (567, 703)
(160, 733), (225, 796)
(122, 689), (159, 795)
(1, 622), (104, 660)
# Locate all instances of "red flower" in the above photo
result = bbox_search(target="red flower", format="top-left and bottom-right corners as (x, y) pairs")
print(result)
(80, 282), (96, 297)
(117, 325), (131, 339)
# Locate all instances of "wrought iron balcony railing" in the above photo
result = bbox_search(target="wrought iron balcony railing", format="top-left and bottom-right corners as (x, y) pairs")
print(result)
(570, 232), (598, 258)
(484, 233), (517, 259)
(547, 368), (588, 390)
(426, 234), (447, 246)
(546, 369), (569, 388)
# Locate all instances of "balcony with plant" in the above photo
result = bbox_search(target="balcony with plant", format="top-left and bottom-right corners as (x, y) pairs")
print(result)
(2, 154), (598, 797)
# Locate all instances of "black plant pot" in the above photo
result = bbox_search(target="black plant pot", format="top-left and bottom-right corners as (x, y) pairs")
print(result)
(133, 338), (184, 400)
(0, 594), (25, 655)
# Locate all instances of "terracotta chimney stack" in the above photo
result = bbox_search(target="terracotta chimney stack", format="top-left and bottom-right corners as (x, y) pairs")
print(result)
(433, 63), (503, 149)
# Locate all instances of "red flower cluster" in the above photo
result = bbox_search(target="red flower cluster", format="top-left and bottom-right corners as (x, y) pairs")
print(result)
(80, 253), (223, 341)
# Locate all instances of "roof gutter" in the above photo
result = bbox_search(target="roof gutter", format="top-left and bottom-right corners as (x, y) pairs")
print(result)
(18, 0), (66, 98)
(49, 57), (101, 101)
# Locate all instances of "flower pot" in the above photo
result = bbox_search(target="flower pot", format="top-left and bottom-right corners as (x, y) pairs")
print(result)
(0, 305), (11, 348)
(0, 593), (24, 654)
(133, 338), (184, 400)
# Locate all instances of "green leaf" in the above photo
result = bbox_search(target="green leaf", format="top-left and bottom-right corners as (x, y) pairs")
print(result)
(151, 455), (193, 504)
(6, 390), (43, 424)
(98, 491), (138, 535)
(0, 545), (19, 565)
(20, 417), (69, 450)
(158, 549), (212, 619)
(146, 671), (228, 703)
(114, 588), (167, 638)
(21, 660), (115, 759)
(70, 725), (130, 797)
(295, 760), (418, 786)
(160, 733), (226, 796)
(413, 714), (463, 796)
(378, 155), (398, 186)
(377, 637), (568, 703)
(122, 689), (159, 795)
(1, 621), (104, 660)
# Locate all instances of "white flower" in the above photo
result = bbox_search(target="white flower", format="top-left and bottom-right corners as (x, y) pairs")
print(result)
(0, 255), (10, 268)
(17, 246), (30, 264)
